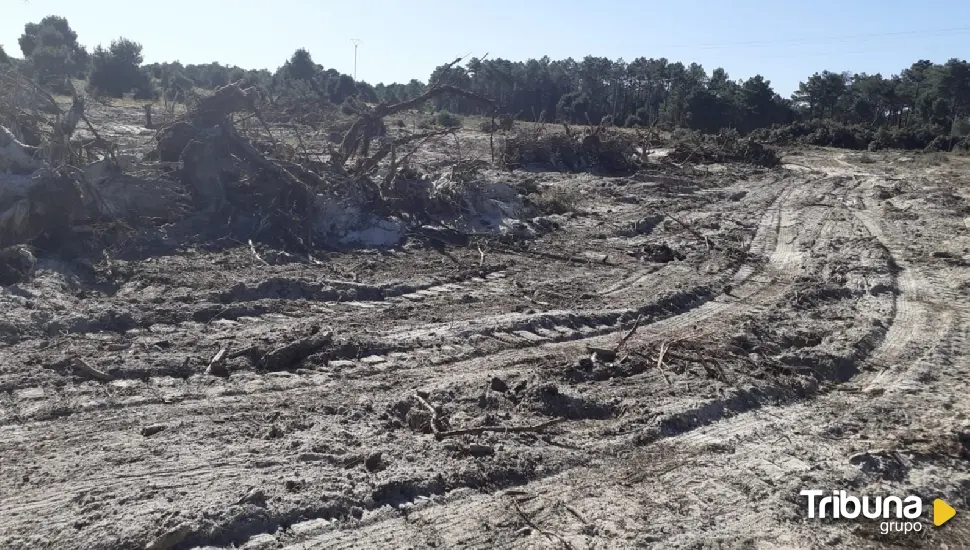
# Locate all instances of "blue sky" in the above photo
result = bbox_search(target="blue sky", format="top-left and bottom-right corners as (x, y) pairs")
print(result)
(2, 0), (968, 96)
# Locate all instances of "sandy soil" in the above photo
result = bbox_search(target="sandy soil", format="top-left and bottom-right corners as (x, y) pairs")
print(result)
(1, 106), (969, 549)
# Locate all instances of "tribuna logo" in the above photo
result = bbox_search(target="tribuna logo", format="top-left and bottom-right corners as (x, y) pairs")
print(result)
(800, 489), (926, 535)
(800, 490), (922, 520)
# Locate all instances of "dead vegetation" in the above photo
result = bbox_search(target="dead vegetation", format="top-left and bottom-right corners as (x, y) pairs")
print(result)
(666, 129), (781, 167)
(0, 53), (790, 264)
(0, 59), (509, 255)
(501, 121), (781, 175)
(501, 122), (640, 175)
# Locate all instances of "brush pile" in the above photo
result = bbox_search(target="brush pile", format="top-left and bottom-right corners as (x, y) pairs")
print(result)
(666, 129), (780, 168)
(502, 124), (638, 175)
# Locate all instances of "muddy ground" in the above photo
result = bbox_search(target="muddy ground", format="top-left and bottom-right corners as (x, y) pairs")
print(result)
(1, 103), (969, 549)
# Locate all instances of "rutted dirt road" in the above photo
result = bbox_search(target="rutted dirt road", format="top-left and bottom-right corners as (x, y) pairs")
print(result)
(1, 141), (968, 549)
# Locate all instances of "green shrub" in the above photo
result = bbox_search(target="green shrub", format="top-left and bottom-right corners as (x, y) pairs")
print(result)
(88, 38), (154, 99)
(872, 127), (892, 150)
(757, 120), (952, 152)
(435, 110), (462, 128)
(889, 125), (945, 150)
(132, 81), (159, 101)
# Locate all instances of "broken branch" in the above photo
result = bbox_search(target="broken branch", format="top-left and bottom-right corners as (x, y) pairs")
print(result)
(510, 499), (578, 550)
(71, 357), (114, 382)
(655, 341), (672, 386)
(660, 209), (718, 251)
(614, 315), (643, 353)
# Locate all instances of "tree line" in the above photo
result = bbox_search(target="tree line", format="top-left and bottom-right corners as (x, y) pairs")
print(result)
(1, 15), (968, 150)
(416, 56), (970, 150)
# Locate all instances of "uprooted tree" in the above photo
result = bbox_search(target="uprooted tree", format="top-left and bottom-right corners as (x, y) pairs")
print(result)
(0, 57), (500, 258)
(152, 57), (498, 249)
(0, 67), (116, 252)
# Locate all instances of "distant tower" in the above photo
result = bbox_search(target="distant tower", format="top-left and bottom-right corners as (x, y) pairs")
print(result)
(350, 39), (362, 80)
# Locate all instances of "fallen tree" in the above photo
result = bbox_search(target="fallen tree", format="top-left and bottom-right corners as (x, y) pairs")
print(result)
(0, 71), (120, 250)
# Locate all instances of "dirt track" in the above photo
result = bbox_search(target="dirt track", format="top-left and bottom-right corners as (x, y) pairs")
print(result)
(1, 126), (969, 548)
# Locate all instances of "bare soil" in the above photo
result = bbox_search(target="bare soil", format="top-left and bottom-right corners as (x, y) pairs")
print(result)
(1, 105), (969, 549)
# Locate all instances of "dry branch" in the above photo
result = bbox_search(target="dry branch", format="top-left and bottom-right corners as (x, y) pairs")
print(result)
(333, 80), (496, 167)
(248, 239), (269, 266)
(660, 209), (717, 251)
(510, 499), (578, 550)
(615, 315), (642, 352)
(71, 357), (114, 382)
(356, 129), (453, 174)
(0, 125), (42, 173)
(206, 347), (229, 377)
(655, 341), (672, 386)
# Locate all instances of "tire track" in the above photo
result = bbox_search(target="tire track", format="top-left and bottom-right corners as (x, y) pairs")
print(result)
(265, 178), (898, 549)
(159, 180), (856, 550)
(207, 263), (513, 309)
(0, 178), (808, 550)
(274, 174), (970, 550)
(6, 170), (931, 550)
(657, 178), (907, 449)
(0, 179), (809, 424)
(317, 180), (804, 389)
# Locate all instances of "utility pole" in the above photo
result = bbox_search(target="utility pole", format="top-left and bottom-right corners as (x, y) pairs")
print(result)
(350, 39), (362, 80)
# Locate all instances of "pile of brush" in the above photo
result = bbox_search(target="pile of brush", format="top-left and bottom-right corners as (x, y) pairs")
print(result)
(666, 129), (780, 168)
(502, 123), (639, 175)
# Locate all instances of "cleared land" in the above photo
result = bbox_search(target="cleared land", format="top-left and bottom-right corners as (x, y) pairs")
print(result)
(1, 97), (969, 549)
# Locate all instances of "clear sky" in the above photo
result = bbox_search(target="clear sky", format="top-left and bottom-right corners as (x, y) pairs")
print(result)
(2, 0), (969, 96)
